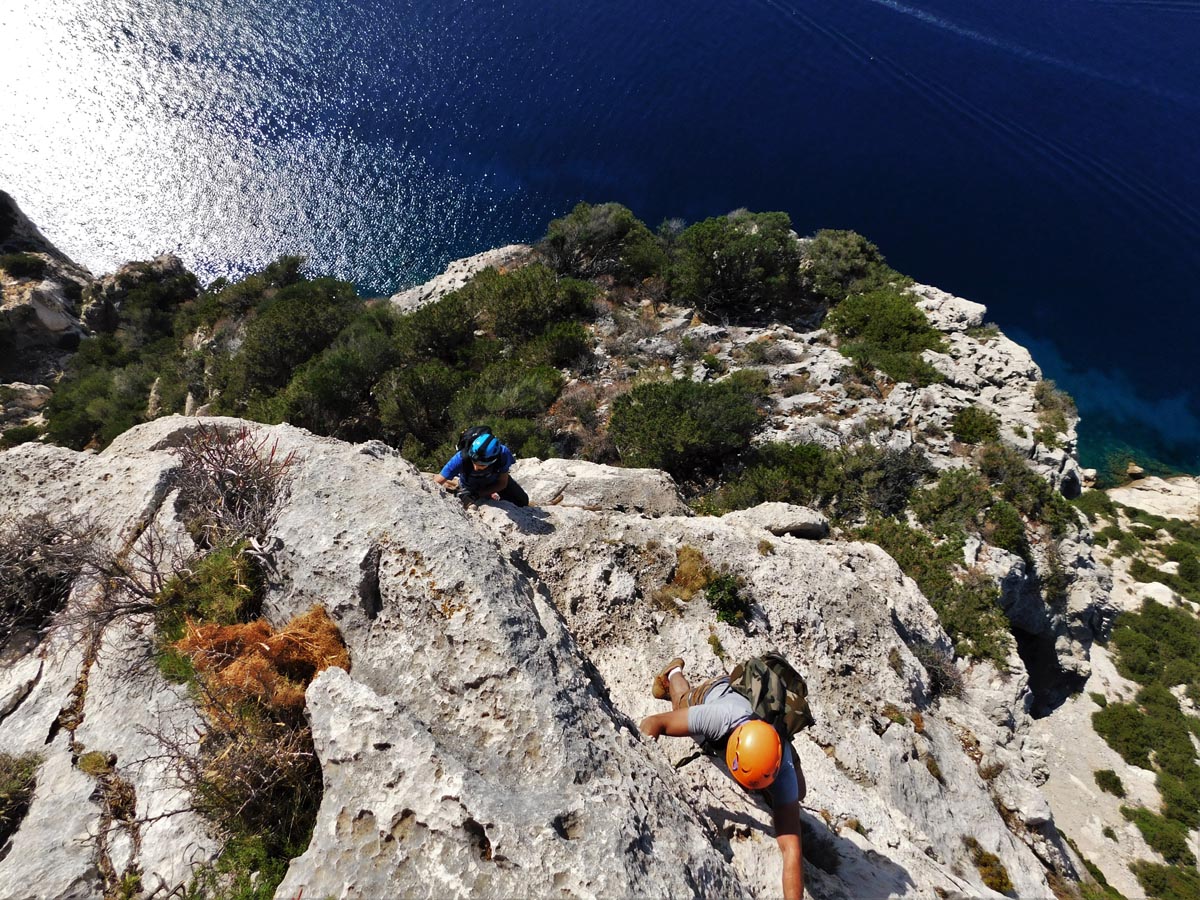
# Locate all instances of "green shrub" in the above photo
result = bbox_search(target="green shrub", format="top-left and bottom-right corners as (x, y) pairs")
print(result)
(798, 230), (909, 303)
(609, 376), (763, 481)
(1094, 769), (1126, 797)
(976, 443), (1077, 537)
(449, 361), (563, 425)
(0, 752), (40, 844)
(0, 424), (40, 449)
(951, 406), (1001, 444)
(984, 500), (1029, 559)
(155, 545), (263, 655)
(0, 252), (48, 280)
(1034, 380), (1076, 435)
(1111, 600), (1200, 689)
(1090, 692), (1108, 708)
(518, 321), (592, 368)
(1129, 861), (1200, 900)
(857, 520), (1011, 666)
(911, 468), (992, 536)
(829, 444), (934, 521)
(220, 278), (360, 402)
(698, 442), (830, 514)
(277, 307), (401, 440)
(824, 287), (945, 386)
(669, 210), (803, 320)
(376, 361), (466, 460)
(706, 571), (750, 625)
(539, 202), (667, 283)
(466, 265), (595, 345)
(1073, 489), (1117, 524)
(1121, 806), (1195, 865)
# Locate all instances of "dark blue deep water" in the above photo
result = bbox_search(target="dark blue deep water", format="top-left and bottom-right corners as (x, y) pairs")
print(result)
(3, 0), (1199, 473)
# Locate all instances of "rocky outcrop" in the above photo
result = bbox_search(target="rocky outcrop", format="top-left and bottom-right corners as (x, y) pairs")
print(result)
(388, 244), (533, 311)
(509, 457), (689, 516)
(0, 416), (1086, 898)
(79, 254), (192, 333)
(0, 192), (92, 396)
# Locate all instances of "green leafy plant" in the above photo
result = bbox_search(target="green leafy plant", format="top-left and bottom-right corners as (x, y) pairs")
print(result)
(824, 287), (945, 386)
(962, 836), (1013, 895)
(706, 571), (750, 625)
(0, 752), (40, 845)
(669, 210), (803, 321)
(798, 230), (909, 303)
(609, 375), (763, 482)
(0, 252), (48, 280)
(539, 202), (666, 283)
(951, 406), (1001, 445)
(1094, 769), (1126, 798)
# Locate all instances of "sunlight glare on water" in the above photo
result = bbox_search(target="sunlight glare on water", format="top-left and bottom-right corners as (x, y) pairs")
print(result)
(0, 0), (513, 292)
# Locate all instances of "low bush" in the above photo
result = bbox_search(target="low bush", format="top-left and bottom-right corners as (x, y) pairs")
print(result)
(669, 210), (803, 321)
(218, 277), (360, 403)
(911, 468), (992, 536)
(1072, 489), (1116, 524)
(0, 424), (39, 449)
(1121, 806), (1195, 866)
(165, 605), (349, 899)
(609, 375), (763, 482)
(976, 443), (1077, 538)
(1094, 769), (1126, 798)
(0, 513), (96, 647)
(697, 442), (830, 514)
(655, 545), (713, 606)
(0, 752), (41, 845)
(798, 230), (909, 303)
(172, 424), (297, 547)
(0, 252), (48, 280)
(911, 643), (965, 700)
(1034, 380), (1076, 436)
(824, 287), (945, 386)
(951, 406), (1001, 445)
(706, 571), (750, 626)
(1111, 600), (1200, 688)
(1129, 861), (1200, 900)
(539, 202), (666, 283)
(857, 519), (1011, 666)
(962, 835), (1014, 895)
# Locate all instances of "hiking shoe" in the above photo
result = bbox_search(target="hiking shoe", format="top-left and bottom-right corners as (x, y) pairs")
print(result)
(652, 657), (684, 700)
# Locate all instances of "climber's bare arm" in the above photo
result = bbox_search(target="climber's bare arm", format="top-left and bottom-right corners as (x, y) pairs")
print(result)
(638, 709), (690, 740)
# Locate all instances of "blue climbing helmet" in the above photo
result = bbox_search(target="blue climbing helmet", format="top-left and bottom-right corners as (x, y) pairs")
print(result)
(459, 425), (502, 465)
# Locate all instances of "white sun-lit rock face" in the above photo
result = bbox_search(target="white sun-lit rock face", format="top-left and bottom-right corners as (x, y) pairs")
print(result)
(0, 415), (1086, 899)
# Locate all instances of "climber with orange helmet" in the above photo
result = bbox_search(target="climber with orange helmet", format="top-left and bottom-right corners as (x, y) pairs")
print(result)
(639, 657), (805, 900)
(434, 425), (529, 508)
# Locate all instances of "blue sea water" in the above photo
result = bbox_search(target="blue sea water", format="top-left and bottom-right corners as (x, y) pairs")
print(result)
(2, 0), (1198, 473)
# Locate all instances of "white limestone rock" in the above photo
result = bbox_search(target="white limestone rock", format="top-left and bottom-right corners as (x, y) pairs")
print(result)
(509, 457), (689, 516)
(1107, 475), (1200, 522)
(388, 244), (533, 312)
(723, 502), (829, 539)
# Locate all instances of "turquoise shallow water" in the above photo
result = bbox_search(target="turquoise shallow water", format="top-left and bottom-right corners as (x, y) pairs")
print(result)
(2, 0), (1198, 472)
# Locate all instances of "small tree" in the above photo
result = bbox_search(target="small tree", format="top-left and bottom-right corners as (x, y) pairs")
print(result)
(669, 210), (803, 321)
(539, 202), (666, 283)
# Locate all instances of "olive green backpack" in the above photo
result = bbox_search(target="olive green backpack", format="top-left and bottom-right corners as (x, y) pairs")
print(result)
(728, 651), (815, 740)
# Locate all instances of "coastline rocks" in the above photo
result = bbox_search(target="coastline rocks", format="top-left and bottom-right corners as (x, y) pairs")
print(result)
(388, 244), (533, 312)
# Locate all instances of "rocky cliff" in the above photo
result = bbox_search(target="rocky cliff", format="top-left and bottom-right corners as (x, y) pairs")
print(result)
(4, 209), (1193, 900)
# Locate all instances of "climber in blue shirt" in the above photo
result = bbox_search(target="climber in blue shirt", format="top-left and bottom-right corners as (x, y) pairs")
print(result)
(434, 425), (529, 508)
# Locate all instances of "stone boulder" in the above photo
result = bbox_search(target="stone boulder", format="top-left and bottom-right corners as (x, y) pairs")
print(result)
(723, 501), (829, 539)
(509, 457), (689, 516)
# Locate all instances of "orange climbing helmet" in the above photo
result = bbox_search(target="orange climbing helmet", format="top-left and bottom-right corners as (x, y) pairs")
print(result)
(726, 720), (783, 790)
